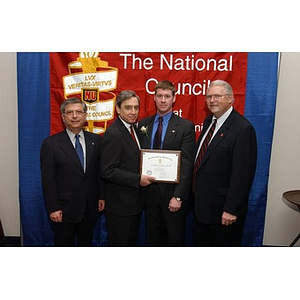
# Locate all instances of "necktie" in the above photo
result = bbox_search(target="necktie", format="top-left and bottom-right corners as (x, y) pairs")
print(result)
(153, 116), (163, 149)
(75, 134), (84, 169)
(192, 119), (217, 192)
(130, 125), (138, 147)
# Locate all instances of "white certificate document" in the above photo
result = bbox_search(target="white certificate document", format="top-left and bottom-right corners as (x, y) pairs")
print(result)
(140, 149), (181, 183)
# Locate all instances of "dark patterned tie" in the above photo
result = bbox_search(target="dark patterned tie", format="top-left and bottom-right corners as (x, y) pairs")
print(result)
(192, 119), (217, 192)
(75, 134), (84, 168)
(153, 116), (163, 149)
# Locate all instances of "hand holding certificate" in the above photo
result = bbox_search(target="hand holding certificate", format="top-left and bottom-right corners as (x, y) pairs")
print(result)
(140, 149), (181, 183)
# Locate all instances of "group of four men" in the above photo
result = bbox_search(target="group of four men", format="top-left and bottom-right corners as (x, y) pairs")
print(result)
(40, 79), (257, 247)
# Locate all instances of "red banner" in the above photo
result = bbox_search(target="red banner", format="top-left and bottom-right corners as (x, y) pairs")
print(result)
(50, 52), (248, 138)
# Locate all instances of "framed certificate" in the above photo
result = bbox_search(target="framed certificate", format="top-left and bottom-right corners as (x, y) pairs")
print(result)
(140, 149), (181, 183)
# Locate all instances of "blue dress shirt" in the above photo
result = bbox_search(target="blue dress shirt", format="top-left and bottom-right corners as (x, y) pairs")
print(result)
(151, 112), (173, 149)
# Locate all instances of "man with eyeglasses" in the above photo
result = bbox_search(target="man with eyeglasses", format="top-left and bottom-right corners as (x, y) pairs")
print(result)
(40, 97), (106, 246)
(138, 80), (196, 246)
(193, 80), (257, 246)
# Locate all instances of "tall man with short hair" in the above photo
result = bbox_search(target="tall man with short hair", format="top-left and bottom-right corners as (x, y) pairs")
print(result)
(41, 97), (105, 246)
(193, 80), (257, 246)
(139, 80), (196, 246)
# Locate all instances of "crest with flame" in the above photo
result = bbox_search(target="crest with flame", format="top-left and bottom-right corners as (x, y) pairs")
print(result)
(63, 52), (118, 134)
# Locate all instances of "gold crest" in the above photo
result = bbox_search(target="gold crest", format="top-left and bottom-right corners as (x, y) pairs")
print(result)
(62, 52), (119, 134)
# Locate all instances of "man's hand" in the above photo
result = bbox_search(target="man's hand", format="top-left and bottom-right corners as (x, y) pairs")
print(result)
(221, 211), (237, 226)
(98, 200), (105, 212)
(140, 175), (156, 187)
(168, 197), (182, 212)
(50, 210), (63, 223)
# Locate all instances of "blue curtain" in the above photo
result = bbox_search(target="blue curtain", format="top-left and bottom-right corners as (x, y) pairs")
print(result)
(17, 52), (278, 246)
(242, 52), (278, 246)
(18, 53), (52, 245)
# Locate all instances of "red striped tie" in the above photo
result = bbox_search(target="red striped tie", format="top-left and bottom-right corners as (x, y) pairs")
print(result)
(130, 125), (138, 146)
(192, 119), (217, 193)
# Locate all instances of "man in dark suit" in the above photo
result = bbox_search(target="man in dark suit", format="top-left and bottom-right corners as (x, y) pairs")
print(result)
(138, 80), (196, 246)
(101, 90), (154, 246)
(40, 97), (105, 246)
(193, 80), (257, 246)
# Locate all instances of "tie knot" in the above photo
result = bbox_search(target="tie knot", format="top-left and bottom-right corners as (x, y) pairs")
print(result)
(75, 134), (80, 140)
(158, 116), (163, 124)
(212, 118), (217, 127)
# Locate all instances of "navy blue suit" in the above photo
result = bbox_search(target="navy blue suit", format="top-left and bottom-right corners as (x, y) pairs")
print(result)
(40, 130), (105, 246)
(193, 109), (257, 246)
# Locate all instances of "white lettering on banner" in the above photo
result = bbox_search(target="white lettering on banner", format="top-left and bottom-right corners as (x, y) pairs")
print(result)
(160, 54), (233, 71)
(86, 100), (114, 121)
(63, 71), (117, 97)
(195, 123), (203, 133)
(171, 107), (204, 132)
(173, 109), (183, 117)
(119, 53), (154, 70)
(177, 80), (211, 95)
(120, 53), (233, 72)
(146, 78), (211, 96)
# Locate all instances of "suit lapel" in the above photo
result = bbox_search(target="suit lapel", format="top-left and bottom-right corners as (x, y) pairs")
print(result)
(200, 110), (235, 167)
(142, 115), (155, 149)
(59, 131), (83, 171)
(84, 132), (95, 170)
(201, 127), (228, 164)
(162, 113), (179, 149)
(117, 118), (139, 153)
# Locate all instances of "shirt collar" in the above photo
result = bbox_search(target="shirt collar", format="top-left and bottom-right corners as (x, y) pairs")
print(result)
(66, 128), (84, 140)
(154, 111), (173, 124)
(215, 106), (233, 126)
(119, 116), (133, 131)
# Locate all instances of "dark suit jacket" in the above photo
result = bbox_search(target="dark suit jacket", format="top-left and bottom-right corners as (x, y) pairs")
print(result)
(194, 108), (257, 224)
(138, 113), (196, 208)
(40, 130), (104, 223)
(101, 117), (142, 216)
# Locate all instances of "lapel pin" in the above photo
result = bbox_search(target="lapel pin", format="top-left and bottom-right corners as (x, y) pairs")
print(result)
(220, 133), (224, 137)
(172, 130), (175, 133)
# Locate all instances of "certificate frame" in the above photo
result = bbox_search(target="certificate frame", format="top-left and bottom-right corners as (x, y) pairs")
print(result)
(140, 149), (181, 184)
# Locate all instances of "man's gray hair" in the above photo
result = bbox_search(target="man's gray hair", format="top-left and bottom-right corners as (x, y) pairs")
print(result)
(60, 97), (87, 114)
(208, 80), (234, 95)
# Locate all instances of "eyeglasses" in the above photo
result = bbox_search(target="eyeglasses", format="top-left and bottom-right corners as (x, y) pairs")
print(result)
(64, 110), (86, 116)
(206, 94), (229, 100)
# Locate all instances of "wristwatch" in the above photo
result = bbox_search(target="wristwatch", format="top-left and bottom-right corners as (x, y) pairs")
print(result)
(175, 197), (181, 202)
